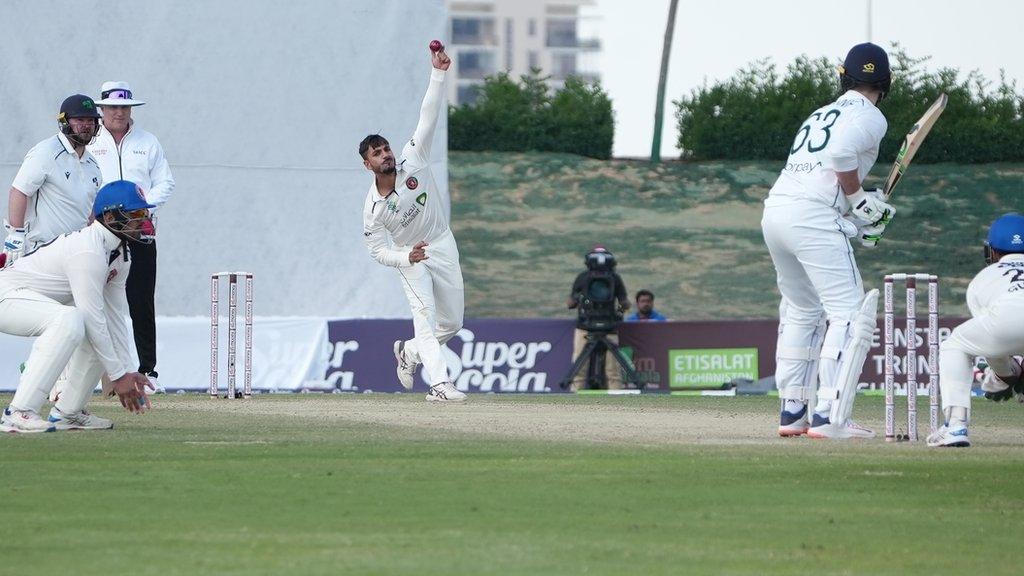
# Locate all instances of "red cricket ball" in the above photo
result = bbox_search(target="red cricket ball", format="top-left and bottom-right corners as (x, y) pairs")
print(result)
(429, 40), (444, 53)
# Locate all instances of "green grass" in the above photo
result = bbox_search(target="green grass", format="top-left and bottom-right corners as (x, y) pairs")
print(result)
(450, 152), (1024, 319)
(3, 393), (1024, 575)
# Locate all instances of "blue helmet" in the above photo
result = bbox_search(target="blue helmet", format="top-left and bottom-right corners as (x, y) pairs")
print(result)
(986, 213), (1024, 253)
(92, 180), (155, 219)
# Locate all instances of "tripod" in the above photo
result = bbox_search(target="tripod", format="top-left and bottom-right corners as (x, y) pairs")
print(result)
(559, 330), (642, 390)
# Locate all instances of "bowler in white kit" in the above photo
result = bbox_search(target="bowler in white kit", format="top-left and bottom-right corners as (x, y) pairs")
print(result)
(928, 213), (1024, 447)
(761, 43), (897, 439)
(359, 46), (466, 402)
(0, 180), (155, 433)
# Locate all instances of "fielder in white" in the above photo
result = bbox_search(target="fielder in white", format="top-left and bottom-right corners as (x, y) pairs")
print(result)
(4, 95), (103, 268)
(928, 213), (1024, 448)
(0, 180), (155, 433)
(360, 46), (466, 402)
(762, 43), (897, 439)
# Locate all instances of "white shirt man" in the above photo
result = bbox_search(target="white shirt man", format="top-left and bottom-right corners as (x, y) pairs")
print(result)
(930, 213), (1024, 447)
(761, 42), (897, 439)
(4, 95), (103, 262)
(359, 48), (466, 402)
(0, 180), (155, 433)
(87, 81), (175, 389)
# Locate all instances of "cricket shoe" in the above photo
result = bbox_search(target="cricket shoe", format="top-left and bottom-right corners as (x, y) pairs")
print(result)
(426, 382), (466, 402)
(1, 407), (56, 434)
(778, 405), (809, 437)
(393, 340), (416, 391)
(146, 372), (165, 394)
(926, 425), (970, 448)
(47, 407), (114, 431)
(806, 414), (876, 439)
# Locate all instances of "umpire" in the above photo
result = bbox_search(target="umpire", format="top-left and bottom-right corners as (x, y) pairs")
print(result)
(89, 81), (174, 392)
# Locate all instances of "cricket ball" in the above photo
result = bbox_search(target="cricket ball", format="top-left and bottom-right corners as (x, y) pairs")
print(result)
(429, 40), (444, 53)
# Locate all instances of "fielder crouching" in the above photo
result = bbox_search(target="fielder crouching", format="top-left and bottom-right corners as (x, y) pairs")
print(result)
(0, 180), (155, 433)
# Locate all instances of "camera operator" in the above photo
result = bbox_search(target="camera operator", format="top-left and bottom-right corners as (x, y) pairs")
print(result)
(566, 245), (631, 391)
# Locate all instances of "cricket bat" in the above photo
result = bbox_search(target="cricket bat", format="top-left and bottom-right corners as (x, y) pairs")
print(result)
(882, 93), (948, 199)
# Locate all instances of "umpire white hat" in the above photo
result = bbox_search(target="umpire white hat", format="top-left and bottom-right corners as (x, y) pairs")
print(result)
(95, 81), (146, 106)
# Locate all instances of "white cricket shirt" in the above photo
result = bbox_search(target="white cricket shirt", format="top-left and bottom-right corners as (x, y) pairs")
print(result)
(0, 222), (134, 380)
(88, 123), (175, 212)
(362, 68), (449, 268)
(10, 133), (103, 248)
(966, 254), (1024, 316)
(767, 90), (888, 212)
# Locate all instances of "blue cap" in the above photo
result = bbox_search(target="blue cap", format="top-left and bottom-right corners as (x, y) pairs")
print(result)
(92, 180), (156, 218)
(986, 213), (1024, 253)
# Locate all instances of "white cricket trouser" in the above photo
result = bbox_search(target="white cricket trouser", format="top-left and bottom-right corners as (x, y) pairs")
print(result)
(396, 229), (465, 386)
(939, 299), (1024, 409)
(762, 199), (865, 409)
(0, 289), (106, 415)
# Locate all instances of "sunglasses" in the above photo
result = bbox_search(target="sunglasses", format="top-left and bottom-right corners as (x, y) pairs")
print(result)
(126, 208), (150, 219)
(101, 88), (133, 100)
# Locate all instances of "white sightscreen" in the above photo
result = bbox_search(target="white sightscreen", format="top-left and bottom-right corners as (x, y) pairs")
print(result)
(0, 0), (448, 317)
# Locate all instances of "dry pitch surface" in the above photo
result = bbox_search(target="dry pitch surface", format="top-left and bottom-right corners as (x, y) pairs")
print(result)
(172, 393), (1024, 448)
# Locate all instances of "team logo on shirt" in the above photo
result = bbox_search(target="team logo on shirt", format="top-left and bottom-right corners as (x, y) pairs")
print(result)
(416, 192), (427, 206)
(386, 199), (399, 213)
(405, 177), (419, 190)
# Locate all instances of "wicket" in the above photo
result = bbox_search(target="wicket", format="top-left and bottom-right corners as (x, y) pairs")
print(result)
(210, 272), (253, 399)
(883, 273), (939, 442)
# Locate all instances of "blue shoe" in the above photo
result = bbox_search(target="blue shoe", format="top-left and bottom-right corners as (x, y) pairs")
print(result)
(779, 405), (809, 437)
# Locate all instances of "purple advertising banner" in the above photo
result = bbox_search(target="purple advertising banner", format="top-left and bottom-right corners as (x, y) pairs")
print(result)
(323, 317), (968, 394)
(325, 319), (577, 393)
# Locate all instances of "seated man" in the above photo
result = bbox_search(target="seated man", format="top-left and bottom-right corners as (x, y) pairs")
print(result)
(0, 180), (154, 433)
(626, 289), (668, 321)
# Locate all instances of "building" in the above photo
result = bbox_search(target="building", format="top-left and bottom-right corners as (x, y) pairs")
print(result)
(447, 0), (600, 106)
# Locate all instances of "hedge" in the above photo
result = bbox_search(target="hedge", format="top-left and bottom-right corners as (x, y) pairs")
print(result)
(449, 72), (614, 160)
(675, 46), (1024, 163)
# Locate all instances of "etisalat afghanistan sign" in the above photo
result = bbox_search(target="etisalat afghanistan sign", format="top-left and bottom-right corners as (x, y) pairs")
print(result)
(668, 348), (759, 389)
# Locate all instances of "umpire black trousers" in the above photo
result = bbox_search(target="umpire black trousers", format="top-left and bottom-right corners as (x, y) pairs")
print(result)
(127, 240), (158, 374)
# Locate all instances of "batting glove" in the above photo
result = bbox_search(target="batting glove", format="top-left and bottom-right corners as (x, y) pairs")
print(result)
(2, 219), (26, 266)
(848, 188), (895, 227)
(981, 361), (1024, 403)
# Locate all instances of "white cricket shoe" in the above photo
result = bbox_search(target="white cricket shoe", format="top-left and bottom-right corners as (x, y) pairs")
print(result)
(807, 414), (876, 439)
(926, 425), (970, 448)
(1, 407), (56, 434)
(778, 404), (809, 437)
(426, 382), (467, 402)
(47, 408), (114, 431)
(146, 372), (165, 394)
(393, 340), (416, 391)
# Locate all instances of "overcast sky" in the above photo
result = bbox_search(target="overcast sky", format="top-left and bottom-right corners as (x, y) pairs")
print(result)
(588, 0), (1024, 159)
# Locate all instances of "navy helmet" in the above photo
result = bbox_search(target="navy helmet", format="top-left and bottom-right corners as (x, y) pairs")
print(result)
(93, 180), (156, 219)
(840, 43), (891, 99)
(585, 244), (617, 271)
(985, 213), (1024, 263)
(59, 94), (102, 120)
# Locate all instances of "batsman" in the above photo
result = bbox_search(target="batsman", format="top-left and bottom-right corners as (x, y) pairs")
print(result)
(761, 43), (896, 439)
(358, 43), (466, 402)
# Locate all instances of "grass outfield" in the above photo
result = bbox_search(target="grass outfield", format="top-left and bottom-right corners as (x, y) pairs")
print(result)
(3, 394), (1024, 575)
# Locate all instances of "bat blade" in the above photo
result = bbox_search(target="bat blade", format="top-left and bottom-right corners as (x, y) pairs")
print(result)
(883, 93), (947, 199)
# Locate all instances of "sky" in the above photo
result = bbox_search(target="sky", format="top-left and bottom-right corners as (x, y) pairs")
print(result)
(588, 0), (1024, 159)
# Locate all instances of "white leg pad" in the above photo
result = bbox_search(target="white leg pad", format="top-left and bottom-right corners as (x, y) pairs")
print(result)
(774, 304), (827, 402)
(828, 289), (879, 424)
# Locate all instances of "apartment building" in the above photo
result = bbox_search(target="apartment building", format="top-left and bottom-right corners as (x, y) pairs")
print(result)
(447, 0), (600, 105)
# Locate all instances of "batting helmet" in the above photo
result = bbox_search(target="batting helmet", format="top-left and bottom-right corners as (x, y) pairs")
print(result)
(986, 213), (1024, 254)
(93, 180), (156, 219)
